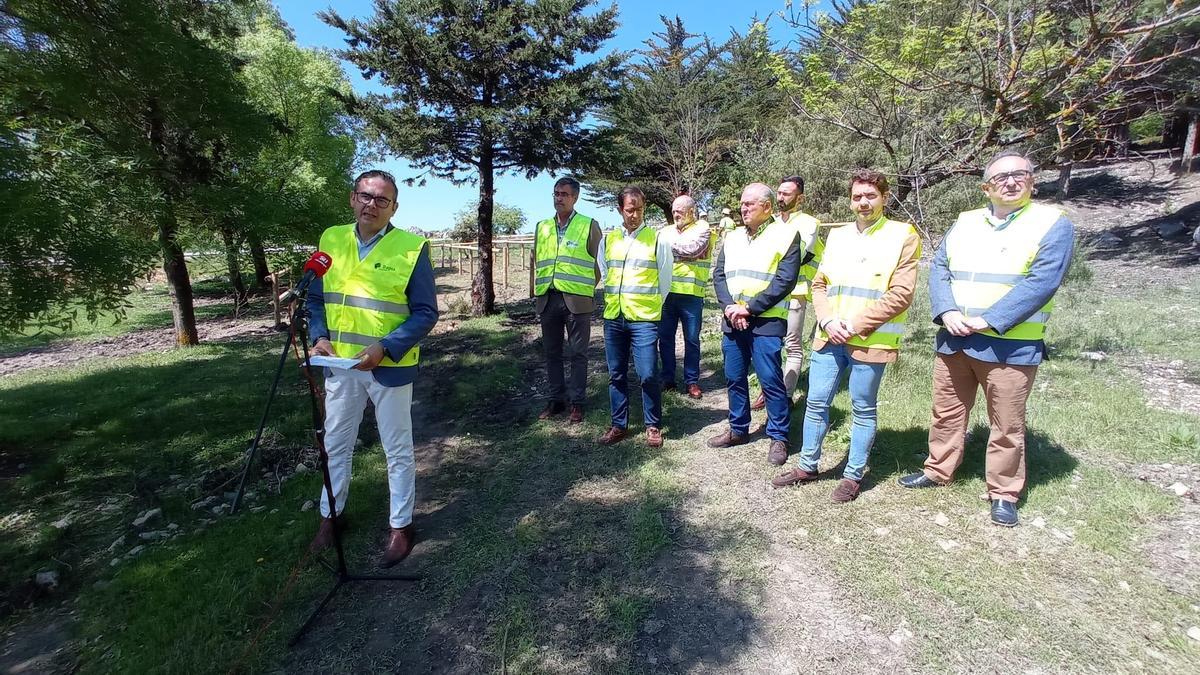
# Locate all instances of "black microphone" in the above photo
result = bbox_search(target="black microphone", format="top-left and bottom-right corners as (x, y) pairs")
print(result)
(278, 251), (333, 304)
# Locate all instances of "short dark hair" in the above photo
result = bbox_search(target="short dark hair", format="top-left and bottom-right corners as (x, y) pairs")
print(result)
(982, 149), (1035, 180)
(353, 169), (398, 199)
(849, 168), (889, 194)
(780, 175), (805, 193)
(554, 176), (581, 196)
(617, 186), (645, 209)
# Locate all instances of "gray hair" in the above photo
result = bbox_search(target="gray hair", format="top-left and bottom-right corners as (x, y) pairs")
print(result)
(672, 195), (696, 212)
(982, 149), (1035, 180)
(742, 182), (775, 206)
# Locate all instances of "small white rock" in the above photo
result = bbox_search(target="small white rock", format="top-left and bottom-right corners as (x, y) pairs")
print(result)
(934, 512), (950, 527)
(874, 527), (891, 536)
(51, 515), (73, 530)
(301, 500), (315, 512)
(1168, 482), (1189, 497)
(888, 626), (913, 645)
(1031, 517), (1047, 529)
(1187, 626), (1200, 642)
(937, 539), (960, 552)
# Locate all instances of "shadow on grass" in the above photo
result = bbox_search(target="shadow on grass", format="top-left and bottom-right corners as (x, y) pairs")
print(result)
(868, 424), (1078, 502)
(1, 313), (766, 673)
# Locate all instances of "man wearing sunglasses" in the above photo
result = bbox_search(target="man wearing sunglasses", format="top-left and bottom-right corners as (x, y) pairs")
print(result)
(899, 150), (1075, 528)
(306, 170), (440, 567)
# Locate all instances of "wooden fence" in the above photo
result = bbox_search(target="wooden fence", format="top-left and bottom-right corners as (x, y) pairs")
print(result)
(428, 236), (538, 297)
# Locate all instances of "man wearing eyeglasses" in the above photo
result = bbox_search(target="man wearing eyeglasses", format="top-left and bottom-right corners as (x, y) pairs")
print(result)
(899, 150), (1075, 528)
(306, 170), (440, 567)
(533, 176), (603, 424)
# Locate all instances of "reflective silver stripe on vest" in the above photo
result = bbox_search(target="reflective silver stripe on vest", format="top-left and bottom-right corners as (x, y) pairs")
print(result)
(959, 306), (1051, 323)
(733, 292), (788, 308)
(606, 284), (659, 295)
(827, 285), (884, 300)
(330, 330), (383, 346)
(688, 260), (711, 269)
(557, 255), (595, 268)
(323, 292), (409, 315)
(553, 272), (596, 286)
(873, 322), (906, 335)
(607, 258), (657, 269)
(727, 269), (775, 281)
(672, 276), (701, 286)
(536, 259), (556, 270)
(949, 270), (1027, 284)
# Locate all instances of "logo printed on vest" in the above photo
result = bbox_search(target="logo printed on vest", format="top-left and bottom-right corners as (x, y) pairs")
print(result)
(374, 262), (396, 272)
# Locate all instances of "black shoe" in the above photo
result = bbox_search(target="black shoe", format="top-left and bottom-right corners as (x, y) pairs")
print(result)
(898, 472), (941, 489)
(661, 381), (677, 392)
(990, 500), (1018, 527)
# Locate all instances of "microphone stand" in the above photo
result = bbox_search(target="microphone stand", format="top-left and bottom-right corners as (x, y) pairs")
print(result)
(228, 290), (420, 646)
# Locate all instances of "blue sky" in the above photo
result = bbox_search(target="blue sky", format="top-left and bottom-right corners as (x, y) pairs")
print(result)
(274, 0), (801, 233)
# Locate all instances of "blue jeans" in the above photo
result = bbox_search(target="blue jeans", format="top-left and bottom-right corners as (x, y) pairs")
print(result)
(722, 331), (789, 440)
(799, 343), (887, 481)
(605, 317), (663, 429)
(659, 293), (704, 386)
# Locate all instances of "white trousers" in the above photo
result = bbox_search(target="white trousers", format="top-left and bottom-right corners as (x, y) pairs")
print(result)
(318, 369), (415, 528)
(783, 299), (808, 396)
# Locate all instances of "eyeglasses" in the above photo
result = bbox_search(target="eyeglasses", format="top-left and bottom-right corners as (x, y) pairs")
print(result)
(355, 191), (393, 208)
(986, 170), (1032, 186)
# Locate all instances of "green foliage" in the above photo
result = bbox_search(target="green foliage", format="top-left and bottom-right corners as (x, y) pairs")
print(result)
(0, 120), (158, 337)
(583, 16), (794, 214)
(786, 0), (1200, 198)
(324, 0), (621, 315)
(1130, 112), (1166, 144)
(1, 0), (274, 343)
(447, 201), (527, 241)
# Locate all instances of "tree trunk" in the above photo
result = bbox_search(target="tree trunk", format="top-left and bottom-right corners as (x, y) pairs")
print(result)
(247, 232), (271, 288)
(1182, 115), (1199, 175)
(651, 197), (673, 225)
(1055, 163), (1073, 202)
(157, 202), (199, 346)
(472, 144), (497, 316)
(219, 221), (248, 304)
(1112, 123), (1130, 158)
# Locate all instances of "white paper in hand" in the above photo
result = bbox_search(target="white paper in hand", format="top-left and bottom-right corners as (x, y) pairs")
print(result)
(307, 355), (362, 370)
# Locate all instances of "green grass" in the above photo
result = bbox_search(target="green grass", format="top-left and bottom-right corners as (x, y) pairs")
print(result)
(0, 256), (243, 354)
(2, 260), (1199, 672)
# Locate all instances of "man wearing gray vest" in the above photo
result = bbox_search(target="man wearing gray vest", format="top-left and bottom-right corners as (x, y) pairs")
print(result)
(533, 176), (603, 423)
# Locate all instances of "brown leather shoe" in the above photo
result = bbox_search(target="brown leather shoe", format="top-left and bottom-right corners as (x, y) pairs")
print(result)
(686, 384), (702, 399)
(771, 467), (819, 488)
(379, 524), (415, 568)
(767, 440), (789, 466)
(539, 401), (566, 420)
(831, 478), (861, 503)
(308, 514), (346, 553)
(646, 426), (663, 448)
(750, 392), (766, 410)
(598, 426), (628, 446)
(706, 429), (749, 448)
(568, 404), (584, 424)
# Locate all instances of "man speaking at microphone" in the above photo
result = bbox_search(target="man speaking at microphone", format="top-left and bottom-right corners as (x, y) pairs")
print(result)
(306, 169), (439, 567)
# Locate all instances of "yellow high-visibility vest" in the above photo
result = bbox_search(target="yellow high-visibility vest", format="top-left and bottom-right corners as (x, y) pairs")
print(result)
(319, 224), (424, 367)
(533, 213), (596, 297)
(776, 211), (823, 300)
(945, 202), (1063, 340)
(722, 219), (800, 320)
(663, 220), (716, 298)
(816, 216), (918, 350)
(603, 226), (663, 321)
